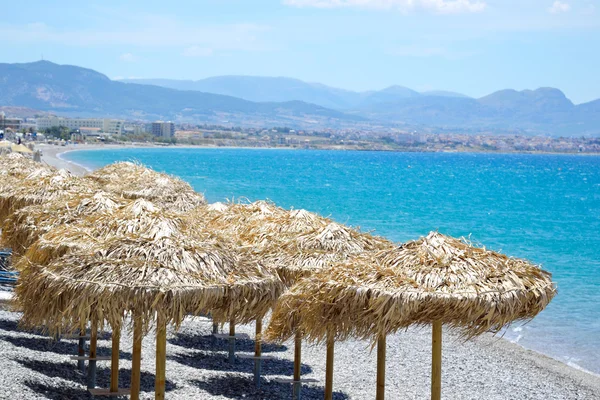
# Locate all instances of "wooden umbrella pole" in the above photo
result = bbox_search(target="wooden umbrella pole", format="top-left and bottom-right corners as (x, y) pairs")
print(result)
(228, 318), (236, 364)
(376, 334), (386, 400)
(77, 327), (86, 372)
(293, 332), (302, 400)
(110, 324), (121, 393)
(431, 320), (442, 400)
(130, 314), (143, 400)
(254, 318), (263, 387)
(324, 329), (334, 400)
(155, 315), (167, 400)
(86, 319), (98, 389)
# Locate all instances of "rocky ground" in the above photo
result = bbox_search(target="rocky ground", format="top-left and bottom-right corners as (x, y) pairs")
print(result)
(0, 307), (599, 399)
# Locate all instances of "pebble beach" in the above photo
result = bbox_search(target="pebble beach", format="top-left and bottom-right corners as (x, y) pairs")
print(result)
(0, 307), (599, 399)
(0, 145), (597, 399)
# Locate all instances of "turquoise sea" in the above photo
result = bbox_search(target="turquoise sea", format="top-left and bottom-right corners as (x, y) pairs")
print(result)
(63, 148), (600, 374)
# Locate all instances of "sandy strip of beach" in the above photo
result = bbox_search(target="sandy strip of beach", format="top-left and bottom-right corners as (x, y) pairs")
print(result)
(37, 143), (161, 176)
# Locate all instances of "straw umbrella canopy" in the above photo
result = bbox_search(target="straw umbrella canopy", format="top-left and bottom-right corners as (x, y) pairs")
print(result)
(0, 152), (49, 176)
(86, 161), (206, 212)
(263, 221), (393, 287)
(1, 191), (124, 258)
(11, 143), (34, 154)
(16, 198), (282, 399)
(0, 153), (53, 199)
(266, 231), (556, 400)
(0, 168), (99, 222)
(184, 201), (340, 318)
(184, 201), (331, 384)
(261, 219), (393, 399)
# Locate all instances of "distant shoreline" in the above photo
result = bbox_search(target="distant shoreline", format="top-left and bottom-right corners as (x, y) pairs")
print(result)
(46, 142), (600, 177)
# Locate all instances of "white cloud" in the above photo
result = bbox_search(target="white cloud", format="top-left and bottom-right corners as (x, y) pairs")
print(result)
(182, 46), (214, 57)
(119, 53), (137, 62)
(282, 0), (487, 14)
(548, 1), (571, 14)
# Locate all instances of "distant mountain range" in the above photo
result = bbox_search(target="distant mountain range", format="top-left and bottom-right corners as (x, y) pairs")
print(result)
(1, 61), (599, 136)
(0, 61), (361, 127)
(121, 76), (470, 109)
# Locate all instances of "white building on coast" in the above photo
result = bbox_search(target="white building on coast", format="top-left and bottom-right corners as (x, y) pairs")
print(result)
(36, 117), (124, 135)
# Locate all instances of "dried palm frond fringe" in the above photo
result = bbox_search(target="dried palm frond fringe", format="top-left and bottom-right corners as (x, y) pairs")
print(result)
(16, 235), (283, 336)
(266, 232), (556, 344)
(14, 198), (283, 335)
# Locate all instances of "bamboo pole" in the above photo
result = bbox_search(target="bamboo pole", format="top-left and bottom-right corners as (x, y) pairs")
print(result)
(228, 319), (236, 363)
(254, 318), (263, 387)
(376, 335), (386, 400)
(293, 332), (302, 400)
(77, 327), (86, 372)
(324, 329), (334, 400)
(130, 315), (143, 400)
(87, 319), (98, 389)
(431, 321), (442, 400)
(155, 315), (167, 400)
(110, 325), (120, 393)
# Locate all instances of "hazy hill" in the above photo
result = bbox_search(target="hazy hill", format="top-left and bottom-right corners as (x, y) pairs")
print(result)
(354, 88), (600, 135)
(2, 62), (598, 135)
(122, 77), (470, 109)
(0, 61), (363, 127)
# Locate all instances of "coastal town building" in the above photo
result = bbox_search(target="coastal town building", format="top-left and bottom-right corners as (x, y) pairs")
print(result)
(0, 113), (23, 130)
(152, 121), (175, 138)
(36, 117), (124, 135)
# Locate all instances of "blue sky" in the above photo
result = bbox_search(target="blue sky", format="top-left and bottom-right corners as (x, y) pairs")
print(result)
(1, 0), (599, 103)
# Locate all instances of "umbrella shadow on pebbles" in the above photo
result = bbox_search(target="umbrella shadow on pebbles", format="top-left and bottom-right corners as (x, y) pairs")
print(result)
(16, 359), (89, 381)
(169, 331), (288, 353)
(94, 366), (177, 393)
(0, 334), (132, 360)
(169, 350), (311, 376)
(0, 317), (32, 334)
(23, 380), (96, 400)
(18, 358), (176, 392)
(192, 375), (349, 400)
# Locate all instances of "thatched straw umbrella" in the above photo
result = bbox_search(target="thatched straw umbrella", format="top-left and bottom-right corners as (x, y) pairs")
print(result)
(12, 198), (184, 391)
(184, 201), (330, 387)
(0, 191), (123, 373)
(184, 201), (289, 367)
(0, 154), (53, 217)
(16, 198), (282, 399)
(86, 161), (206, 212)
(263, 221), (392, 399)
(266, 232), (556, 400)
(0, 168), (99, 222)
(1, 191), (123, 258)
(0, 152), (49, 177)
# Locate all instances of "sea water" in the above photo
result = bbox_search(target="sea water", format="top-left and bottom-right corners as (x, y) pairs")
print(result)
(63, 148), (600, 374)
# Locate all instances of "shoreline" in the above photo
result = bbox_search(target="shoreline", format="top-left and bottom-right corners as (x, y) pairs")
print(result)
(43, 142), (600, 176)
(40, 143), (600, 382)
